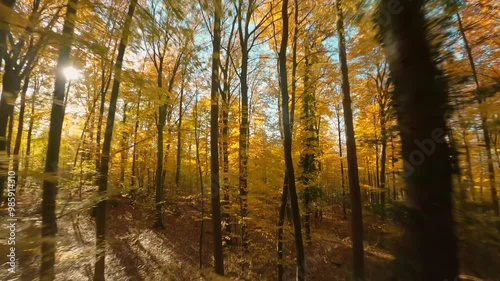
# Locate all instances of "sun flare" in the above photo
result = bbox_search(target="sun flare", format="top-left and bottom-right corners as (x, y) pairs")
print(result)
(62, 66), (81, 80)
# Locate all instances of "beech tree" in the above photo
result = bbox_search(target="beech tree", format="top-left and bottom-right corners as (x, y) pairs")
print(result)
(211, 0), (224, 275)
(94, 0), (137, 280)
(279, 0), (305, 279)
(336, 0), (364, 279)
(40, 0), (78, 279)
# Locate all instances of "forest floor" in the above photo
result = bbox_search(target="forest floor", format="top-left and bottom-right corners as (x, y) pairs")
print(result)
(0, 188), (497, 281)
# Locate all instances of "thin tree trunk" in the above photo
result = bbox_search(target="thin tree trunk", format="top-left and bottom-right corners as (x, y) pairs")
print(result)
(462, 129), (474, 201)
(211, 0), (224, 274)
(236, 0), (250, 249)
(131, 91), (141, 189)
(478, 147), (485, 213)
(194, 92), (205, 269)
(220, 12), (237, 241)
(23, 77), (38, 189)
(12, 75), (29, 197)
(279, 0), (305, 278)
(6, 111), (14, 157)
(153, 60), (166, 229)
(391, 133), (396, 201)
(492, 132), (500, 169)
(175, 80), (184, 187)
(336, 108), (347, 220)
(220, 66), (232, 243)
(276, 82), (286, 281)
(95, 45), (116, 173)
(336, 1), (364, 279)
(491, 131), (500, 168)
(40, 1), (78, 279)
(379, 116), (387, 220)
(120, 103), (128, 185)
(449, 130), (466, 210)
(277, 2), (300, 272)
(277, 174), (288, 281)
(94, 1), (137, 280)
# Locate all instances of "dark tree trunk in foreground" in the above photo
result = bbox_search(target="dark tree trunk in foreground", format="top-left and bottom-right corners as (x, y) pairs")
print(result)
(279, 0), (305, 279)
(211, 0), (224, 275)
(40, 1), (78, 280)
(378, 0), (459, 280)
(336, 0), (364, 280)
(94, 1), (137, 280)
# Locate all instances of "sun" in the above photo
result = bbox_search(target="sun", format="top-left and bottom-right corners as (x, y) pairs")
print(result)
(62, 66), (81, 80)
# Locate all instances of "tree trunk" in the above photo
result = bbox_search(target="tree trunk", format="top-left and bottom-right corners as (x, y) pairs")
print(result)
(120, 103), (128, 185)
(175, 79), (184, 187)
(277, 174), (288, 281)
(0, 64), (20, 170)
(6, 111), (13, 156)
(131, 91), (141, 189)
(378, 0), (459, 279)
(336, 108), (347, 220)
(94, 1), (137, 280)
(221, 81), (231, 241)
(276, 83), (287, 281)
(300, 50), (318, 246)
(336, 1), (364, 279)
(220, 13), (236, 242)
(478, 145), (486, 213)
(153, 70), (166, 229)
(23, 77), (38, 189)
(12, 75), (29, 195)
(391, 133), (396, 201)
(462, 128), (474, 201)
(492, 131), (500, 169)
(211, 0), (224, 275)
(40, 1), (78, 279)
(194, 92), (205, 269)
(279, 0), (305, 278)
(236, 0), (250, 249)
(449, 130), (466, 210)
(379, 115), (387, 220)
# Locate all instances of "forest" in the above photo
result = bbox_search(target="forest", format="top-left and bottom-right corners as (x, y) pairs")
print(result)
(0, 0), (499, 280)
